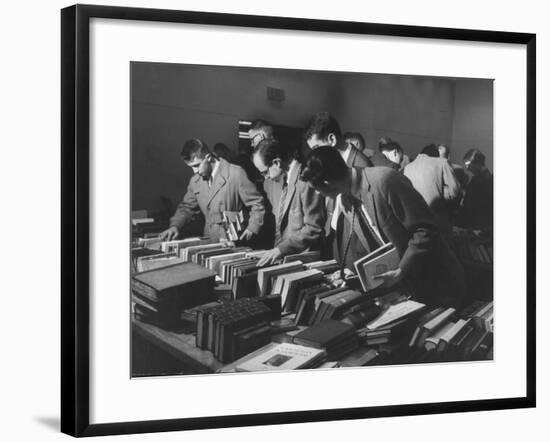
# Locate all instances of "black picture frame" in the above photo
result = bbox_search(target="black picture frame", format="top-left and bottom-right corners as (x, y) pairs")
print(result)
(61, 3), (536, 437)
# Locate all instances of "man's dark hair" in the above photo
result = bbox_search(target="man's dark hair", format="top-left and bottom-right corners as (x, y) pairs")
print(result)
(380, 140), (403, 154)
(250, 119), (275, 138)
(304, 112), (342, 141)
(254, 139), (294, 166)
(213, 142), (231, 160)
(300, 145), (348, 186)
(344, 132), (366, 150)
(464, 148), (486, 166)
(378, 136), (394, 151)
(421, 144), (440, 158)
(180, 139), (210, 161)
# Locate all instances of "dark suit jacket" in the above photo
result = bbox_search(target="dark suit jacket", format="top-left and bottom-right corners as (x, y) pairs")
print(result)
(346, 146), (373, 168)
(369, 151), (400, 170)
(170, 158), (266, 240)
(338, 167), (465, 307)
(264, 162), (325, 255)
(323, 145), (373, 236)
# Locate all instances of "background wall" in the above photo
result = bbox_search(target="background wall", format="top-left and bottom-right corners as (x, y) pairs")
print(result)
(132, 64), (493, 212)
(451, 79), (495, 169)
(2, 1), (546, 442)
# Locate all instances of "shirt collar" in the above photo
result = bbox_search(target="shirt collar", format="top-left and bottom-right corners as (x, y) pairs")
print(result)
(341, 143), (353, 163)
(210, 158), (221, 182)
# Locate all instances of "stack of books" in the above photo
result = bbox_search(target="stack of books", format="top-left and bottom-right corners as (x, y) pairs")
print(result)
(131, 216), (166, 239)
(377, 300), (494, 365)
(195, 297), (280, 363)
(292, 320), (358, 360)
(131, 262), (217, 329)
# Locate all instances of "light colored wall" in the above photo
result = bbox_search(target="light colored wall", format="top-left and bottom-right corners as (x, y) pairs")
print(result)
(132, 62), (336, 211)
(332, 73), (456, 159)
(450, 79), (494, 170)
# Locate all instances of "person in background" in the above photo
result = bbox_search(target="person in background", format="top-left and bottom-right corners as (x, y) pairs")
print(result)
(344, 131), (374, 157)
(437, 143), (469, 189)
(420, 143), (440, 158)
(300, 146), (465, 308)
(456, 148), (493, 232)
(230, 119), (273, 189)
(404, 144), (462, 241)
(369, 137), (402, 170)
(213, 142), (232, 161)
(438, 143), (451, 160)
(248, 119), (275, 149)
(160, 139), (266, 242)
(252, 139), (325, 266)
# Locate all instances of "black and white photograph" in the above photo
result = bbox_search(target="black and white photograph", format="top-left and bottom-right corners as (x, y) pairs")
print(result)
(130, 62), (495, 377)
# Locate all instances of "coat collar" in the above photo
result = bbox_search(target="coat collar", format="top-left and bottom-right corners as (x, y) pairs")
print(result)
(278, 160), (300, 219)
(206, 158), (230, 206)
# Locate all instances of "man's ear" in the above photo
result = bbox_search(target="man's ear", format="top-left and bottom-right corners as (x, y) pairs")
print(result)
(327, 133), (338, 147)
(273, 158), (282, 169)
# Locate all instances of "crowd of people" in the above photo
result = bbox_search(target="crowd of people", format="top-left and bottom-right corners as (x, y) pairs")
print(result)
(159, 112), (493, 308)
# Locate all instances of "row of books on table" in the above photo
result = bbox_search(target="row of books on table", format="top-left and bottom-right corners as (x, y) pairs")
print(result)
(131, 235), (494, 369)
(222, 298), (494, 372)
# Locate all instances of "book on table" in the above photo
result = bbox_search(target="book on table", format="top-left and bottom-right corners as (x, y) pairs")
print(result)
(235, 342), (326, 372)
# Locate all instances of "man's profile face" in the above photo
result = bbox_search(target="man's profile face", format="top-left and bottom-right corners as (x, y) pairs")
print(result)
(439, 145), (449, 159)
(185, 154), (212, 180)
(252, 152), (283, 182)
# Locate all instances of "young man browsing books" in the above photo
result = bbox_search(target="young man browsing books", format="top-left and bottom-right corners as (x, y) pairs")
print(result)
(160, 139), (266, 242)
(300, 146), (465, 308)
(252, 139), (326, 266)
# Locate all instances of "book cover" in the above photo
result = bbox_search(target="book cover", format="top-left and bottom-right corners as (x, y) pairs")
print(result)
(235, 343), (326, 372)
(354, 243), (400, 292)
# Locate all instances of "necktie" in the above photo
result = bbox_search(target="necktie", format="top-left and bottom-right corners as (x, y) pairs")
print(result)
(274, 176), (288, 246)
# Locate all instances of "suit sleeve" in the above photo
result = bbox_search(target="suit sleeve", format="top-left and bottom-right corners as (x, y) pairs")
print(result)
(169, 180), (201, 230)
(383, 174), (439, 277)
(277, 182), (326, 255)
(442, 161), (462, 202)
(236, 167), (265, 235)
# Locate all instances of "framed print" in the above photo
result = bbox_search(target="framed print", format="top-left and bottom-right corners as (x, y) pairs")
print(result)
(61, 4), (536, 437)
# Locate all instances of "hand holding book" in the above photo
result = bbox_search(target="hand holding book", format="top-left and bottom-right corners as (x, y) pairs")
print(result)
(372, 267), (403, 288)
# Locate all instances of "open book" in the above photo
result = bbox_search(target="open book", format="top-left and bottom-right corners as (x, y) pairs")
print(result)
(354, 243), (400, 292)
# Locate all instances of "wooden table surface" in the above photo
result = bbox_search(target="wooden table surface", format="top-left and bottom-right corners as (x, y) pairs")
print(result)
(132, 318), (224, 374)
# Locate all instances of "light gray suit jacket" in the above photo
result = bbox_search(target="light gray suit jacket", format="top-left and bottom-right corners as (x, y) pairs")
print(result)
(170, 158), (266, 240)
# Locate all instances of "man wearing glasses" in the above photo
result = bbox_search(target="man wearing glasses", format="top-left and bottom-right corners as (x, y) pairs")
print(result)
(252, 139), (325, 266)
(160, 139), (266, 242)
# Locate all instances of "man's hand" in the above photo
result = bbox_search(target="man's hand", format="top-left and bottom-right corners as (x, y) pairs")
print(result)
(373, 267), (403, 288)
(257, 247), (282, 267)
(159, 226), (179, 241)
(239, 228), (255, 241)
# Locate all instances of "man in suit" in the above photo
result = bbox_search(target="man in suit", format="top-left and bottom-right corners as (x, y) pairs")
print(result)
(456, 148), (493, 232)
(404, 145), (462, 241)
(252, 139), (325, 266)
(304, 112), (372, 245)
(300, 146), (465, 308)
(160, 139), (266, 242)
(344, 131), (374, 157)
(304, 112), (373, 168)
(369, 138), (402, 170)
